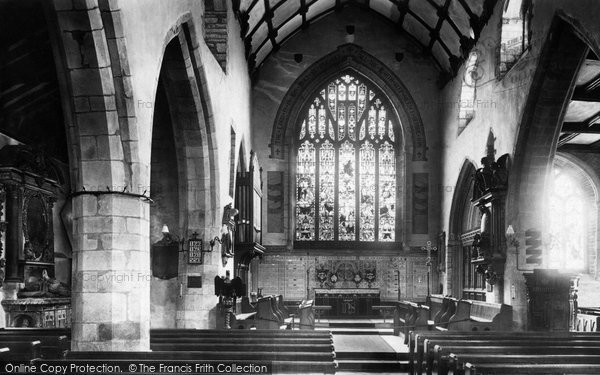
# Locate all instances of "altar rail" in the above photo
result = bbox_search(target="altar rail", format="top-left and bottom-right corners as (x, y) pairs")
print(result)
(314, 289), (380, 318)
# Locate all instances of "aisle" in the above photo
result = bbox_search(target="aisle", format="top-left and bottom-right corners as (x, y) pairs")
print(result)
(317, 318), (410, 374)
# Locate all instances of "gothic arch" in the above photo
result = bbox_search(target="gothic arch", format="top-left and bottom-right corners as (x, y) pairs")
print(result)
(507, 15), (592, 269)
(49, 0), (131, 190)
(447, 159), (479, 296)
(270, 44), (427, 161)
(154, 15), (221, 229)
(505, 13), (596, 329)
(552, 153), (600, 274)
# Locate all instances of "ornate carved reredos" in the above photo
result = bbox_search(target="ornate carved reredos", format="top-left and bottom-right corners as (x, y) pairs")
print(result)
(22, 191), (55, 263)
(270, 44), (427, 161)
(473, 154), (510, 201)
(0, 145), (63, 186)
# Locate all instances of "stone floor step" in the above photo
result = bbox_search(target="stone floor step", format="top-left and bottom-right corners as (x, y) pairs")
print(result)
(337, 351), (407, 361)
(316, 327), (394, 335)
(336, 359), (409, 371)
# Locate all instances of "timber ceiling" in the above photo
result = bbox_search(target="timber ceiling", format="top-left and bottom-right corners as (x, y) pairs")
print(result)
(0, 0), (67, 162)
(558, 51), (600, 153)
(234, 0), (498, 79)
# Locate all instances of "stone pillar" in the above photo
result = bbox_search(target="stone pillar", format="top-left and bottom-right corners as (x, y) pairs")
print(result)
(71, 194), (150, 351)
(175, 226), (223, 329)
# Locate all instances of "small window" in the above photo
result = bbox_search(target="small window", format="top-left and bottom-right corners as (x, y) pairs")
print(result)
(498, 0), (532, 76)
(458, 52), (479, 134)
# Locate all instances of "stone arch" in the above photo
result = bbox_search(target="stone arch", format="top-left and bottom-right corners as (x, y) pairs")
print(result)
(507, 15), (592, 269)
(552, 153), (600, 275)
(50, 0), (132, 190)
(270, 43), (427, 161)
(48, 0), (149, 351)
(447, 159), (478, 296)
(551, 153), (600, 307)
(154, 15), (220, 232)
(153, 17), (222, 329)
(505, 13), (596, 329)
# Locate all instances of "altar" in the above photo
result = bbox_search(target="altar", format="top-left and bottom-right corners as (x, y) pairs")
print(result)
(314, 288), (380, 317)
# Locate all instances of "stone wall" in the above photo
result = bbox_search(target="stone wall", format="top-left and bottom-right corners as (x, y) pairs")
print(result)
(438, 0), (600, 328)
(258, 251), (436, 303)
(251, 6), (443, 253)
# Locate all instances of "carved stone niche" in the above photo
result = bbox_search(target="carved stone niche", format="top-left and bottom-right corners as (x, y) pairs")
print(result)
(0, 146), (60, 285)
(471, 154), (510, 290)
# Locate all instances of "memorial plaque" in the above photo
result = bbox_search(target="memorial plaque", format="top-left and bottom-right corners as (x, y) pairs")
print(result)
(188, 276), (202, 288)
(188, 239), (203, 264)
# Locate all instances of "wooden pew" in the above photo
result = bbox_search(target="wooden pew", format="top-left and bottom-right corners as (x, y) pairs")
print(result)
(399, 302), (429, 343)
(579, 307), (600, 315)
(151, 336), (333, 345)
(298, 299), (315, 330)
(0, 340), (41, 361)
(426, 295), (444, 326)
(371, 305), (395, 322)
(256, 296), (281, 329)
(394, 301), (413, 336)
(575, 312), (600, 332)
(447, 352), (600, 375)
(61, 356), (337, 374)
(0, 347), (10, 359)
(67, 329), (338, 374)
(464, 362), (600, 375)
(447, 299), (512, 331)
(433, 342), (600, 375)
(0, 329), (69, 359)
(314, 305), (332, 322)
(151, 328), (332, 338)
(276, 295), (295, 328)
(150, 342), (334, 353)
(0, 334), (68, 358)
(408, 330), (600, 375)
(435, 297), (457, 330)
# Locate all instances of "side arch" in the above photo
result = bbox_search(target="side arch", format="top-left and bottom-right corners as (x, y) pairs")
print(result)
(270, 44), (427, 161)
(154, 14), (221, 229)
(447, 159), (478, 296)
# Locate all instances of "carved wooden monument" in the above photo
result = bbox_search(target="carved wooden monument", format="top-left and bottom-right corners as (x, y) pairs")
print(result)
(0, 145), (70, 327)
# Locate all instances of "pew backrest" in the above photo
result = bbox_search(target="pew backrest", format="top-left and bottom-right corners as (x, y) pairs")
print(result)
(256, 297), (280, 329)
(426, 295), (444, 323)
(438, 297), (457, 328)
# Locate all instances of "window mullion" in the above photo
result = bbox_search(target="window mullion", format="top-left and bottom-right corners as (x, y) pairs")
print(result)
(355, 139), (360, 242)
(375, 145), (380, 242)
(315, 145), (320, 241)
(334, 143), (340, 241)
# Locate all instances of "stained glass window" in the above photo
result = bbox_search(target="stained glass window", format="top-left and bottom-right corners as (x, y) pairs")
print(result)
(295, 72), (398, 243)
(546, 167), (587, 270)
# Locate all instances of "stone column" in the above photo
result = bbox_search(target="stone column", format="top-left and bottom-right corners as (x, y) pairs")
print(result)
(71, 194), (150, 351)
(175, 226), (222, 329)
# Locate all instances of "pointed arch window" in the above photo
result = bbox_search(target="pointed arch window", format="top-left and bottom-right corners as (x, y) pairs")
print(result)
(295, 72), (399, 244)
(546, 165), (591, 271)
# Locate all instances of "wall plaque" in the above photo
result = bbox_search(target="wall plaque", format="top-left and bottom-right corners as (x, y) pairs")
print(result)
(188, 238), (203, 264)
(188, 276), (202, 288)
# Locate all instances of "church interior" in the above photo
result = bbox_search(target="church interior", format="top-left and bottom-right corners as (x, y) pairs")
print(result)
(2, 0), (600, 373)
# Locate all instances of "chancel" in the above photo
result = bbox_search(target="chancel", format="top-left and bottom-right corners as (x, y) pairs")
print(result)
(1, 0), (600, 373)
